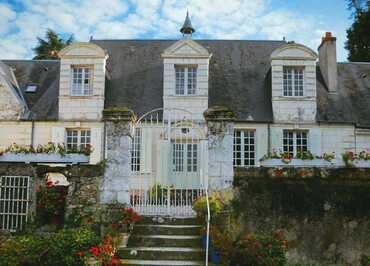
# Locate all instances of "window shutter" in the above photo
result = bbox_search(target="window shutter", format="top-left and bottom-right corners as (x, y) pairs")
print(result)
(309, 128), (321, 156)
(255, 128), (267, 165)
(90, 127), (102, 164)
(51, 127), (65, 145)
(156, 140), (170, 185)
(140, 127), (153, 174)
(271, 128), (283, 153)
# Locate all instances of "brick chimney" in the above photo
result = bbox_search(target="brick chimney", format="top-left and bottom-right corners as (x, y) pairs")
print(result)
(318, 32), (338, 93)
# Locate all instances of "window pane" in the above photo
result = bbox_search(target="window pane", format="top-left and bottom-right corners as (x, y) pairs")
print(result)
(66, 130), (78, 150)
(131, 128), (141, 172)
(173, 143), (184, 172)
(233, 130), (255, 167)
(283, 130), (294, 156)
(71, 67), (92, 96)
(296, 131), (308, 153)
(187, 67), (197, 95)
(175, 67), (185, 95)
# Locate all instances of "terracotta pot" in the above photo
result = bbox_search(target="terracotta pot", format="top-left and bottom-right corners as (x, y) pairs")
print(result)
(85, 257), (99, 266)
(120, 233), (131, 247)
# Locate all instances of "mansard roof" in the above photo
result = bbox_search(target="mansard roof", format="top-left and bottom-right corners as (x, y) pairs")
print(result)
(1, 39), (370, 127)
(2, 60), (59, 120)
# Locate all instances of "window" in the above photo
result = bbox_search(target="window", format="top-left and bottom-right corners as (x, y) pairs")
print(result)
(66, 129), (91, 151)
(283, 66), (304, 96)
(233, 130), (256, 167)
(25, 85), (37, 93)
(175, 66), (197, 95)
(172, 143), (198, 173)
(131, 128), (141, 172)
(283, 130), (308, 156)
(71, 66), (92, 96)
(0, 176), (30, 231)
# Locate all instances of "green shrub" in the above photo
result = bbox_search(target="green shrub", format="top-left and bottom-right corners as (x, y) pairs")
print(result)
(361, 255), (370, 266)
(192, 192), (224, 220)
(0, 228), (100, 266)
(232, 230), (288, 266)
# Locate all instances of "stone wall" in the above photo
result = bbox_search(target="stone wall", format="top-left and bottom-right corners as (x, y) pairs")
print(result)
(0, 163), (104, 225)
(233, 167), (370, 265)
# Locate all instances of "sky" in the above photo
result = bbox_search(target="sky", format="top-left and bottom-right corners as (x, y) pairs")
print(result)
(0, 0), (353, 61)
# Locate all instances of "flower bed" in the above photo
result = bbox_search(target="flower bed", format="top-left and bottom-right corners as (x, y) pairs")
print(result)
(342, 151), (370, 167)
(260, 158), (335, 167)
(0, 143), (91, 164)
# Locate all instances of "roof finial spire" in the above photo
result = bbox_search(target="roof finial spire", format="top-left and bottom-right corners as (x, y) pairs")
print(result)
(180, 10), (195, 37)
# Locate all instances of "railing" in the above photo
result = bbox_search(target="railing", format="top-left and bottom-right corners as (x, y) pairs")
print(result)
(205, 185), (211, 266)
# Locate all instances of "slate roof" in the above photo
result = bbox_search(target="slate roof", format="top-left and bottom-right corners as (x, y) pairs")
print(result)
(1, 39), (370, 127)
(2, 60), (59, 120)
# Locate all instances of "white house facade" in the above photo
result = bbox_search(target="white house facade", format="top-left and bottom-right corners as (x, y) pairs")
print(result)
(1, 14), (370, 216)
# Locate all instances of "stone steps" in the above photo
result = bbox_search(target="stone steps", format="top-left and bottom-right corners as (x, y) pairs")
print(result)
(118, 247), (204, 260)
(133, 224), (201, 235)
(118, 216), (206, 266)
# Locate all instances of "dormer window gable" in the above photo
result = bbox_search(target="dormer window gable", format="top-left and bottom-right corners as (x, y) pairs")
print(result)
(271, 43), (317, 98)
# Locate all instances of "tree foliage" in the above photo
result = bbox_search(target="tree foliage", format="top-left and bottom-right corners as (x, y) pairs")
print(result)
(345, 0), (370, 62)
(32, 29), (74, 60)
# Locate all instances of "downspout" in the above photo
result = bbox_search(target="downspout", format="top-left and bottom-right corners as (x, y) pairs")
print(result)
(31, 120), (35, 147)
(267, 122), (271, 153)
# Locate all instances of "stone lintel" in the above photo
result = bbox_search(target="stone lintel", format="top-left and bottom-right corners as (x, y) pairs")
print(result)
(204, 106), (236, 122)
(103, 107), (134, 122)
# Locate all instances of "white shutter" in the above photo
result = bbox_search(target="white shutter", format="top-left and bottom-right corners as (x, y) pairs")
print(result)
(51, 127), (65, 145)
(309, 128), (321, 156)
(156, 140), (170, 185)
(140, 127), (153, 174)
(90, 127), (102, 164)
(199, 139), (208, 187)
(271, 127), (283, 153)
(255, 127), (267, 164)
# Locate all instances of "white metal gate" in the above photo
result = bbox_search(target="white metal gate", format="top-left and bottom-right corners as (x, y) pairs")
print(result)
(0, 176), (30, 231)
(129, 108), (208, 217)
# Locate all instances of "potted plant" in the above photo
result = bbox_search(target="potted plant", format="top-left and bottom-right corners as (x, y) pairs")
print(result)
(106, 206), (141, 247)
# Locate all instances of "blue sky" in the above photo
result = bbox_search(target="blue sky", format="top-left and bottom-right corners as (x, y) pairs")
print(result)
(0, 0), (352, 61)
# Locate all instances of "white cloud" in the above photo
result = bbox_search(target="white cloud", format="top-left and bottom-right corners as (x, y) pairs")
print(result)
(0, 0), (347, 60)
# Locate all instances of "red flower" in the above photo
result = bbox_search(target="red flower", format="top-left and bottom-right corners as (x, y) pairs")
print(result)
(76, 251), (84, 257)
(46, 180), (54, 188)
(133, 213), (141, 222)
(111, 223), (118, 230)
(89, 246), (100, 256)
(126, 208), (133, 213)
(111, 256), (120, 265)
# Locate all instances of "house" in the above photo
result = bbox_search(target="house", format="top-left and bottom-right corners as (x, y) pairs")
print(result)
(0, 13), (370, 217)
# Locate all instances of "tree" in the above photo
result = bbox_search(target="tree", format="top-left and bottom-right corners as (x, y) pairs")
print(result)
(345, 0), (370, 61)
(32, 29), (74, 60)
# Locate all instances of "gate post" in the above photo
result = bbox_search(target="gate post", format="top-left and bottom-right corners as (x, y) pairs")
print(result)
(204, 106), (235, 189)
(101, 108), (134, 204)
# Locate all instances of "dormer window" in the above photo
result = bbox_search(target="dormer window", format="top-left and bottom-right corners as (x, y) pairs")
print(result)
(71, 66), (92, 96)
(175, 65), (197, 95)
(283, 66), (304, 96)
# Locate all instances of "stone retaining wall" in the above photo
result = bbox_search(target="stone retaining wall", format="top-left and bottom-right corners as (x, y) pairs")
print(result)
(233, 167), (370, 265)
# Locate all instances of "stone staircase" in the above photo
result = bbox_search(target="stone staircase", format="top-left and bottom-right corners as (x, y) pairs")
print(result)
(118, 216), (206, 266)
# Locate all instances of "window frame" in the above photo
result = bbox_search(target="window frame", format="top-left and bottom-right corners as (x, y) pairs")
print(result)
(283, 130), (308, 157)
(65, 129), (91, 151)
(175, 65), (197, 96)
(283, 66), (304, 97)
(172, 142), (198, 173)
(70, 65), (93, 96)
(131, 128), (141, 173)
(233, 129), (256, 167)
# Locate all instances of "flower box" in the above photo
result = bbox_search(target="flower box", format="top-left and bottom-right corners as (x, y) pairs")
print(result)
(260, 158), (335, 167)
(0, 153), (89, 164)
(352, 160), (370, 168)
